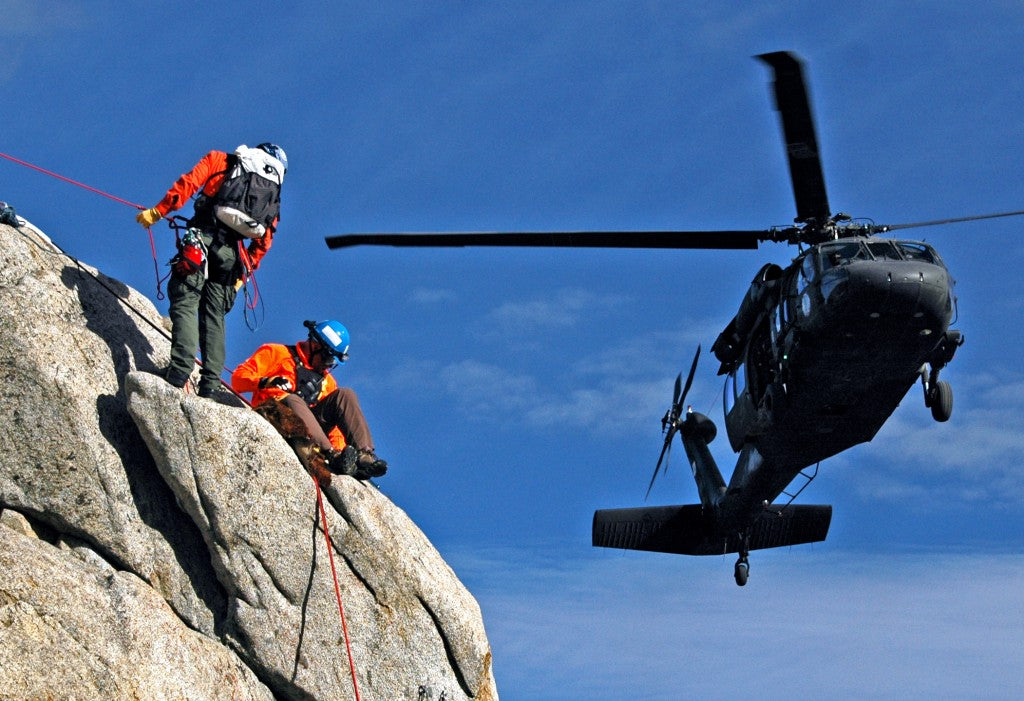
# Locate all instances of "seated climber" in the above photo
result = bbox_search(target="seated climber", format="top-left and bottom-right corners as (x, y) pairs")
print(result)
(231, 319), (387, 480)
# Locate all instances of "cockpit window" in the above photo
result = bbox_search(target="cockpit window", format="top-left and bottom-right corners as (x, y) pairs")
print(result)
(800, 252), (817, 282)
(896, 241), (938, 264)
(819, 239), (944, 267)
(866, 241), (903, 261)
(819, 241), (868, 269)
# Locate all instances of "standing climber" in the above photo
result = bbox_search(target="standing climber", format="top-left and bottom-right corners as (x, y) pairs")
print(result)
(135, 144), (286, 397)
(231, 319), (388, 479)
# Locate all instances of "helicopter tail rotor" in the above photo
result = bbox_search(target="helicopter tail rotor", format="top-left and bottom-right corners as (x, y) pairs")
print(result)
(645, 345), (700, 499)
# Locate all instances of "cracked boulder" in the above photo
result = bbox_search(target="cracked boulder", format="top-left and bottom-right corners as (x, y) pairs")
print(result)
(0, 521), (273, 700)
(0, 221), (225, 635)
(127, 372), (496, 700)
(0, 221), (497, 700)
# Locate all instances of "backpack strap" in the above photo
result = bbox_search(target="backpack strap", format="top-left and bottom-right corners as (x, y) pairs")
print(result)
(188, 154), (237, 234)
(287, 345), (327, 406)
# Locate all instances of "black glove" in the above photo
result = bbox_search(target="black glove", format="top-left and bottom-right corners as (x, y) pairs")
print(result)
(258, 375), (293, 391)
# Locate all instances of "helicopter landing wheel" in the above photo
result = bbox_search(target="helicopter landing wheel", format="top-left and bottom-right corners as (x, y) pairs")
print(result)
(929, 380), (953, 422)
(734, 557), (749, 586)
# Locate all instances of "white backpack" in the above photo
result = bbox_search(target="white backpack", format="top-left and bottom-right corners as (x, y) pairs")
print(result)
(213, 145), (285, 238)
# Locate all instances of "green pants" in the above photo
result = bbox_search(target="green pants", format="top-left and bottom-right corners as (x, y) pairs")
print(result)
(165, 231), (239, 394)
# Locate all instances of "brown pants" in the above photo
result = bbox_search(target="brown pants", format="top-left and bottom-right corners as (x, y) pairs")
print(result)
(279, 389), (374, 454)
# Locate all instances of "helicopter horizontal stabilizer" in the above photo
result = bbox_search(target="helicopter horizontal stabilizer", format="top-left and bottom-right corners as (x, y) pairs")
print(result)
(592, 503), (831, 556)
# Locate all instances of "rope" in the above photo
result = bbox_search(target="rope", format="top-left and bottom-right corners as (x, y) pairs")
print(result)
(314, 477), (362, 700)
(146, 226), (168, 300)
(0, 150), (263, 310)
(0, 151), (146, 210)
(11, 221), (246, 403)
(236, 241), (265, 331)
(1, 150), (172, 296)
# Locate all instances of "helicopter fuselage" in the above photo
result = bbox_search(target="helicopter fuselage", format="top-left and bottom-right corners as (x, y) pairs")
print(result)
(322, 49), (985, 585)
(710, 235), (960, 520)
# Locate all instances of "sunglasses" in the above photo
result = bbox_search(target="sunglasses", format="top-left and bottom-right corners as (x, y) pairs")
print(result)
(311, 339), (348, 366)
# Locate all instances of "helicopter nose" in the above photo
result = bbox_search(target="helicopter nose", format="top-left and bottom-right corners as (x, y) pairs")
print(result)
(847, 262), (951, 326)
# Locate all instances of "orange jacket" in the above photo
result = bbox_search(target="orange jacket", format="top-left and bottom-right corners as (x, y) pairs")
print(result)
(153, 150), (276, 269)
(231, 342), (346, 450)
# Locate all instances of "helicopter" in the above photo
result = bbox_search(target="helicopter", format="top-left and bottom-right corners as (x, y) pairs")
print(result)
(325, 51), (1024, 586)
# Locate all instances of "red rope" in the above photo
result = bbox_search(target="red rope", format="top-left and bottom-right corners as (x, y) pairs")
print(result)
(0, 151), (146, 210)
(314, 478), (362, 700)
(0, 151), (170, 297)
(235, 241), (261, 310)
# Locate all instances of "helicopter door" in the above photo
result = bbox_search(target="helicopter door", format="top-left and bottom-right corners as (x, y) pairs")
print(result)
(724, 359), (759, 452)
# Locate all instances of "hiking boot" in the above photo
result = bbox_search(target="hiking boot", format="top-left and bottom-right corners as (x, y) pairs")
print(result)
(198, 385), (243, 407)
(355, 450), (388, 479)
(162, 367), (190, 389)
(327, 446), (358, 476)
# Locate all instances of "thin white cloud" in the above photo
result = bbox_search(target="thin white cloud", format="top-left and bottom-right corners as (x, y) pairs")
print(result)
(856, 371), (1024, 505)
(410, 287), (459, 305)
(485, 288), (628, 333)
(439, 360), (540, 417)
(452, 546), (1024, 701)
(384, 310), (727, 437)
(0, 1), (90, 85)
(2, 0), (88, 34)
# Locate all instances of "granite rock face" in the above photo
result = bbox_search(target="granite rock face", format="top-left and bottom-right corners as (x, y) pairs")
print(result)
(0, 221), (497, 700)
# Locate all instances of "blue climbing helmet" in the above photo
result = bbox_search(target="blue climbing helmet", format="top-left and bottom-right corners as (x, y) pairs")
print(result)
(304, 319), (350, 364)
(256, 142), (287, 172)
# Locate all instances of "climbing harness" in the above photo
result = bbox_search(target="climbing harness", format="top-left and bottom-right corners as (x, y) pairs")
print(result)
(286, 344), (327, 406)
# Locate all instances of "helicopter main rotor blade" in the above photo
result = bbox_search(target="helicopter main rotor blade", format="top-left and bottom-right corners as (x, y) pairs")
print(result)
(880, 209), (1024, 232)
(758, 51), (831, 227)
(325, 230), (764, 250)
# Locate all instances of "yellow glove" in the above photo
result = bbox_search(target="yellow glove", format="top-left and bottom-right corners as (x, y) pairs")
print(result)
(135, 207), (162, 228)
(234, 278), (245, 291)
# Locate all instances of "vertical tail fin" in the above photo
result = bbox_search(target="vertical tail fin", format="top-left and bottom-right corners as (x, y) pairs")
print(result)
(679, 411), (726, 508)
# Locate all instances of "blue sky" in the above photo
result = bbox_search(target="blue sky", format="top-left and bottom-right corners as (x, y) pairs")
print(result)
(4, 2), (1023, 698)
